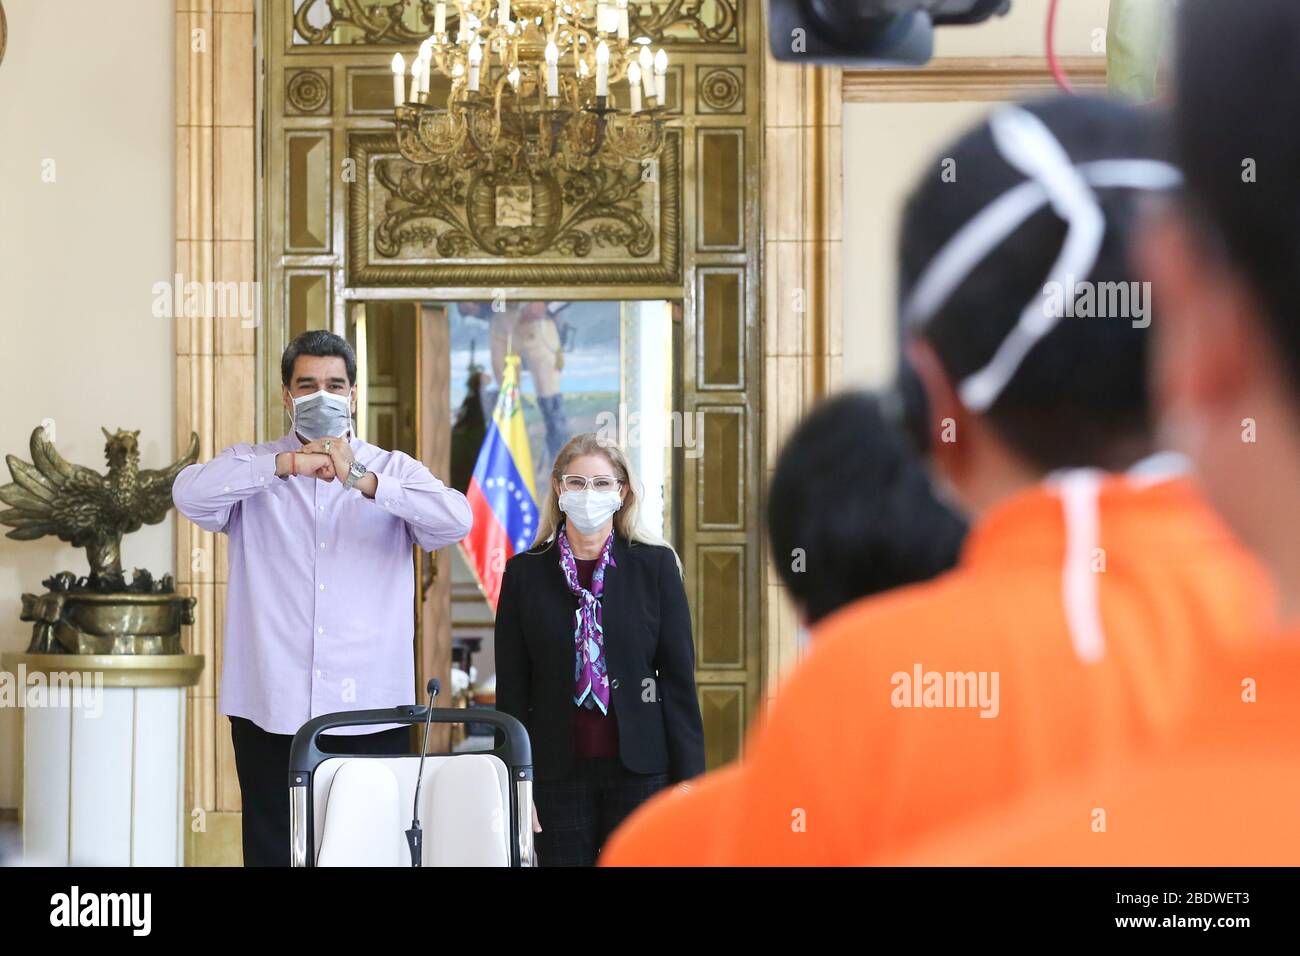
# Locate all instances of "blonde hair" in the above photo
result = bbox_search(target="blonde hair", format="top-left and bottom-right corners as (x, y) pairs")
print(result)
(531, 432), (682, 574)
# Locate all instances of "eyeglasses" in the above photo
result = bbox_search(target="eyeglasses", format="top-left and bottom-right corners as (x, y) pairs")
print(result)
(560, 474), (623, 493)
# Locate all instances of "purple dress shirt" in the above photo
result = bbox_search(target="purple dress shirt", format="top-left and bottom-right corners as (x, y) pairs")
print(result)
(172, 433), (472, 736)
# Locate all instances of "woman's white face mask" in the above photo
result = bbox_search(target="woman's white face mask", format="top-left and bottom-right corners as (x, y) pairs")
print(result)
(559, 489), (623, 534)
(290, 388), (353, 441)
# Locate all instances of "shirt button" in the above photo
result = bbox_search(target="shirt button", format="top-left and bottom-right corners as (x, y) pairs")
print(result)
(319, 583), (326, 591)
(315, 669), (322, 678)
(319, 542), (326, 550)
(317, 626), (324, 634)
(223, 485), (231, 493)
(611, 678), (620, 689)
(318, 505), (325, 512)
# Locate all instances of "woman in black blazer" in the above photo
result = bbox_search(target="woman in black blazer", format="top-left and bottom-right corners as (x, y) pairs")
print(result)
(495, 433), (705, 866)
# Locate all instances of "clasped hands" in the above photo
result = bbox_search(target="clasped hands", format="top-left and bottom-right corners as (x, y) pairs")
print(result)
(275, 436), (358, 485)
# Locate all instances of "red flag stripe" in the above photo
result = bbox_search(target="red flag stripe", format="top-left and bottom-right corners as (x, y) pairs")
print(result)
(460, 476), (514, 609)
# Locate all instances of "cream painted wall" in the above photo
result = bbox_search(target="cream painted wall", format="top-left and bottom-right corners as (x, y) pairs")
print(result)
(936, 0), (1112, 57)
(0, 0), (176, 809)
(841, 0), (1111, 388)
(842, 100), (997, 387)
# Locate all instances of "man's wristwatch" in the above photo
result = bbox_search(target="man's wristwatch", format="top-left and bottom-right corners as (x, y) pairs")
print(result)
(343, 459), (369, 489)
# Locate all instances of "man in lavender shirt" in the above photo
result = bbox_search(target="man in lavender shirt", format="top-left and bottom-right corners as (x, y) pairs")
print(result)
(173, 330), (472, 866)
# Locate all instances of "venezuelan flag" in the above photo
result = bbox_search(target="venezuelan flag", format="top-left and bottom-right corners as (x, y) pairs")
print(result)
(461, 354), (539, 609)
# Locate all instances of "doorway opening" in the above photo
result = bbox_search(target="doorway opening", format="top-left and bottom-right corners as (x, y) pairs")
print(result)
(347, 298), (678, 747)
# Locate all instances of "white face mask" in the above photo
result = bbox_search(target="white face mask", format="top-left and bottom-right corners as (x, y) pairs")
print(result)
(559, 489), (622, 534)
(290, 388), (353, 441)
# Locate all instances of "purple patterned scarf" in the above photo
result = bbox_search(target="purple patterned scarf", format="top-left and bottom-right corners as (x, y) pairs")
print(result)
(557, 524), (617, 714)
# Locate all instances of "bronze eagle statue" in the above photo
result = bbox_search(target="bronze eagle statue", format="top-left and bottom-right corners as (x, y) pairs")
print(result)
(0, 426), (200, 588)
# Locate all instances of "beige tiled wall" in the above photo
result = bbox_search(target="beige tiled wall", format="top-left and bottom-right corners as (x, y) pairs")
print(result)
(760, 52), (844, 696)
(175, 0), (257, 864)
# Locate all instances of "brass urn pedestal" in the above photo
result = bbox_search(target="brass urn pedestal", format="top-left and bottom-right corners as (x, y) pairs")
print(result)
(21, 585), (197, 655)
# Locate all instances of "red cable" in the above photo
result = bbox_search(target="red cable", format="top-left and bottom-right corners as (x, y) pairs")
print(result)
(1046, 0), (1076, 94)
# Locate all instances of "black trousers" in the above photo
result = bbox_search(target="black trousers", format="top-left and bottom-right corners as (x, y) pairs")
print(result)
(228, 716), (410, 867)
(533, 756), (669, 867)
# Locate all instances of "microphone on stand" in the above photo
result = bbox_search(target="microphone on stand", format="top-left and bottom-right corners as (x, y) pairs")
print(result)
(406, 677), (440, 867)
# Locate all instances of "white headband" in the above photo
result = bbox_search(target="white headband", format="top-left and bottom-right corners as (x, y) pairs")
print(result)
(901, 105), (1183, 413)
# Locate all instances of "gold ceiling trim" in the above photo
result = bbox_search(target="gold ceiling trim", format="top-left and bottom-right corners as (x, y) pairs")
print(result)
(347, 127), (682, 286)
(843, 56), (1108, 102)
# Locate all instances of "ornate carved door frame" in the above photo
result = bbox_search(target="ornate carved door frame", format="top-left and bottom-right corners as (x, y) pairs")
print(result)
(260, 0), (765, 773)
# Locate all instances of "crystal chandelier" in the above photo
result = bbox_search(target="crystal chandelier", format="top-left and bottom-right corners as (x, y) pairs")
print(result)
(390, 1), (672, 175)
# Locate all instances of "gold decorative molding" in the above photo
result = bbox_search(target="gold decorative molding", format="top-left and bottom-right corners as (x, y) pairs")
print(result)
(348, 129), (683, 286)
(292, 0), (432, 45)
(697, 66), (744, 113)
(2, 653), (205, 689)
(843, 56), (1107, 102)
(632, 0), (740, 46)
(0, 2), (7, 69)
(286, 68), (331, 114)
(289, 0), (742, 48)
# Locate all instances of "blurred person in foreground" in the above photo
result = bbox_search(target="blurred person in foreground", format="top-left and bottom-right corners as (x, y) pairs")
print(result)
(602, 94), (1275, 866)
(767, 389), (966, 632)
(890, 0), (1300, 865)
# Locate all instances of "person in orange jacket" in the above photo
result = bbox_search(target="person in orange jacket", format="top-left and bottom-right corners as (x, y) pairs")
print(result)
(881, 642), (1300, 866)
(601, 94), (1277, 867)
(883, 0), (1300, 866)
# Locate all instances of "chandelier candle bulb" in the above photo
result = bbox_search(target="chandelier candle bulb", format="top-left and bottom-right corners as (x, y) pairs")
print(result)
(391, 52), (406, 106)
(546, 41), (560, 97)
(391, 0), (667, 174)
(418, 41), (434, 94)
(595, 41), (610, 97)
(434, 1), (446, 36)
(638, 44), (655, 99)
(468, 39), (482, 91)
(654, 48), (668, 102)
(627, 62), (642, 112)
